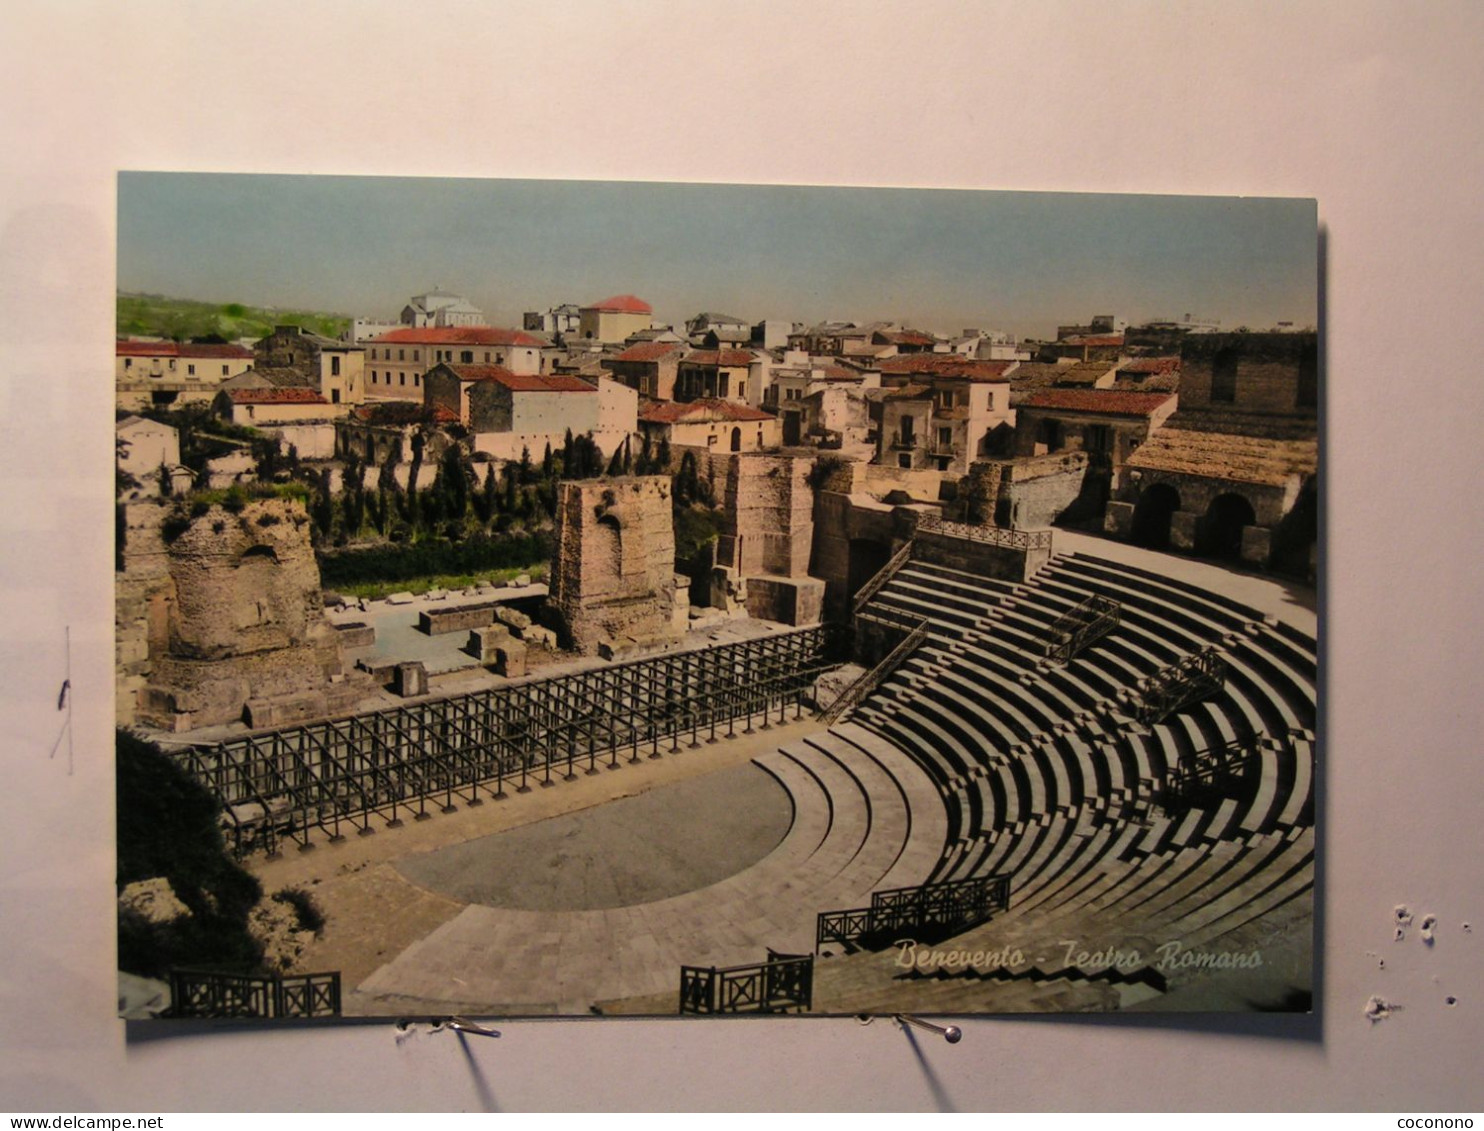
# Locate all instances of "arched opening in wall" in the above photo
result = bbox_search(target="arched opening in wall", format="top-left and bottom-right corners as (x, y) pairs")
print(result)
(594, 514), (623, 593)
(730, 427), (742, 452)
(1196, 492), (1257, 560)
(847, 538), (891, 603)
(1130, 482), (1180, 549)
(365, 435), (376, 463)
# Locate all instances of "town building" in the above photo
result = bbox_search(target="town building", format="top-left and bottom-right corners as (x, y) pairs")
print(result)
(578, 294), (654, 343)
(1104, 331), (1318, 568)
(115, 415), (182, 497)
(252, 325), (366, 407)
(1013, 388), (1178, 469)
(115, 340), (255, 411)
(675, 348), (758, 404)
(875, 356), (1017, 474)
(523, 304), (582, 339)
(686, 311), (750, 342)
(637, 398), (780, 454)
(364, 326), (544, 399)
(401, 289), (487, 328)
(602, 342), (685, 400)
(212, 386), (334, 426)
(422, 363), (636, 462)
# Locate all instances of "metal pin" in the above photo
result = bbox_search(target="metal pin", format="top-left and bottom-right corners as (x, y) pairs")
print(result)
(896, 1013), (962, 1044)
(445, 1016), (502, 1038)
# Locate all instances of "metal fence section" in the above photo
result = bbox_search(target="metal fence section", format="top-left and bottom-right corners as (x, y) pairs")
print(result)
(677, 953), (813, 1014)
(816, 874), (1011, 952)
(1133, 647), (1227, 726)
(168, 969), (341, 1019)
(177, 625), (844, 856)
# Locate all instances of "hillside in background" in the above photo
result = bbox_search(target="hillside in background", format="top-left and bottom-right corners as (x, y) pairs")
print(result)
(117, 293), (351, 343)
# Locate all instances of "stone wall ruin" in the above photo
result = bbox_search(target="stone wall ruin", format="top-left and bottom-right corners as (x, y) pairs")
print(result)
(546, 476), (688, 656)
(116, 498), (367, 731)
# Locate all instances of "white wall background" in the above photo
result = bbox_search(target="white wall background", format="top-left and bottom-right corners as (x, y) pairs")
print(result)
(2, 0), (1481, 1112)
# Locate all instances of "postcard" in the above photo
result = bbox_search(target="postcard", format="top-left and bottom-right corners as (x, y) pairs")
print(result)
(114, 174), (1316, 1020)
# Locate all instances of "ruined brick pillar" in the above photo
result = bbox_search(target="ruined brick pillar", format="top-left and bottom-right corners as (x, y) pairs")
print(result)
(546, 476), (686, 656)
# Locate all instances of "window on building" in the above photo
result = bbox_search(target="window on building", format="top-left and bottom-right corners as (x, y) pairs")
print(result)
(331, 389), (340, 404)
(187, 364), (195, 376)
(938, 426), (953, 449)
(221, 364), (229, 376)
(168, 359), (176, 370)
(461, 350), (474, 364)
(331, 355), (340, 376)
(1211, 347), (1239, 403)
(124, 358), (132, 370)
(939, 389), (954, 408)
(398, 349), (405, 361)
(399, 374), (405, 386)
(898, 454), (912, 469)
(707, 434), (717, 447)
(413, 350), (420, 362)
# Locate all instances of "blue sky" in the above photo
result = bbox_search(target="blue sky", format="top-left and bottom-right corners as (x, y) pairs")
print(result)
(117, 173), (1317, 340)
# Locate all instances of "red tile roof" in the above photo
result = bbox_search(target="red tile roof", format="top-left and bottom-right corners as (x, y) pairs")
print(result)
(611, 342), (685, 363)
(584, 294), (652, 315)
(369, 326), (545, 347)
(1060, 334), (1125, 348)
(879, 355), (1016, 381)
(116, 340), (253, 359)
(875, 330), (937, 347)
(683, 349), (756, 367)
(1021, 389), (1175, 416)
(224, 388), (328, 405)
(882, 383), (932, 401)
(639, 398), (774, 424)
(444, 364), (595, 393)
(1119, 356), (1181, 375)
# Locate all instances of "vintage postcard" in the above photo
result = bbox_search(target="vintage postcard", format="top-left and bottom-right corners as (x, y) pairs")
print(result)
(114, 174), (1317, 1019)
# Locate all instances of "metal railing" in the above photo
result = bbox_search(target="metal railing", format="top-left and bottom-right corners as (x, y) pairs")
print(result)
(852, 542), (914, 614)
(678, 953), (813, 1014)
(1133, 647), (1228, 726)
(168, 969), (342, 1019)
(816, 874), (1011, 952)
(1043, 594), (1121, 665)
(819, 617), (930, 725)
(915, 513), (1054, 551)
(178, 624), (845, 857)
(1162, 729), (1262, 815)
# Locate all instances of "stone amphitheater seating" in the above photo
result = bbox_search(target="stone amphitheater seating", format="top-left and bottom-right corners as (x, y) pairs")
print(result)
(795, 548), (1316, 1011)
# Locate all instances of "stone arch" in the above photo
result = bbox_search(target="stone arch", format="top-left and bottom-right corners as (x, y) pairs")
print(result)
(730, 426), (742, 452)
(1130, 481), (1180, 549)
(1196, 491), (1257, 559)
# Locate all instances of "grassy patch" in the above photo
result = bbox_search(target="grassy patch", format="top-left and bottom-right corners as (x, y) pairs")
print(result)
(334, 563), (547, 601)
(118, 292), (350, 341)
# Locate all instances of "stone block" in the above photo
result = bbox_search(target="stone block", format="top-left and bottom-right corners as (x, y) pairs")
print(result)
(514, 574), (532, 587)
(393, 662), (428, 697)
(522, 625), (558, 649)
(387, 591), (415, 605)
(466, 625), (512, 663)
(495, 638), (527, 678)
(494, 605), (533, 632)
(334, 622), (376, 648)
